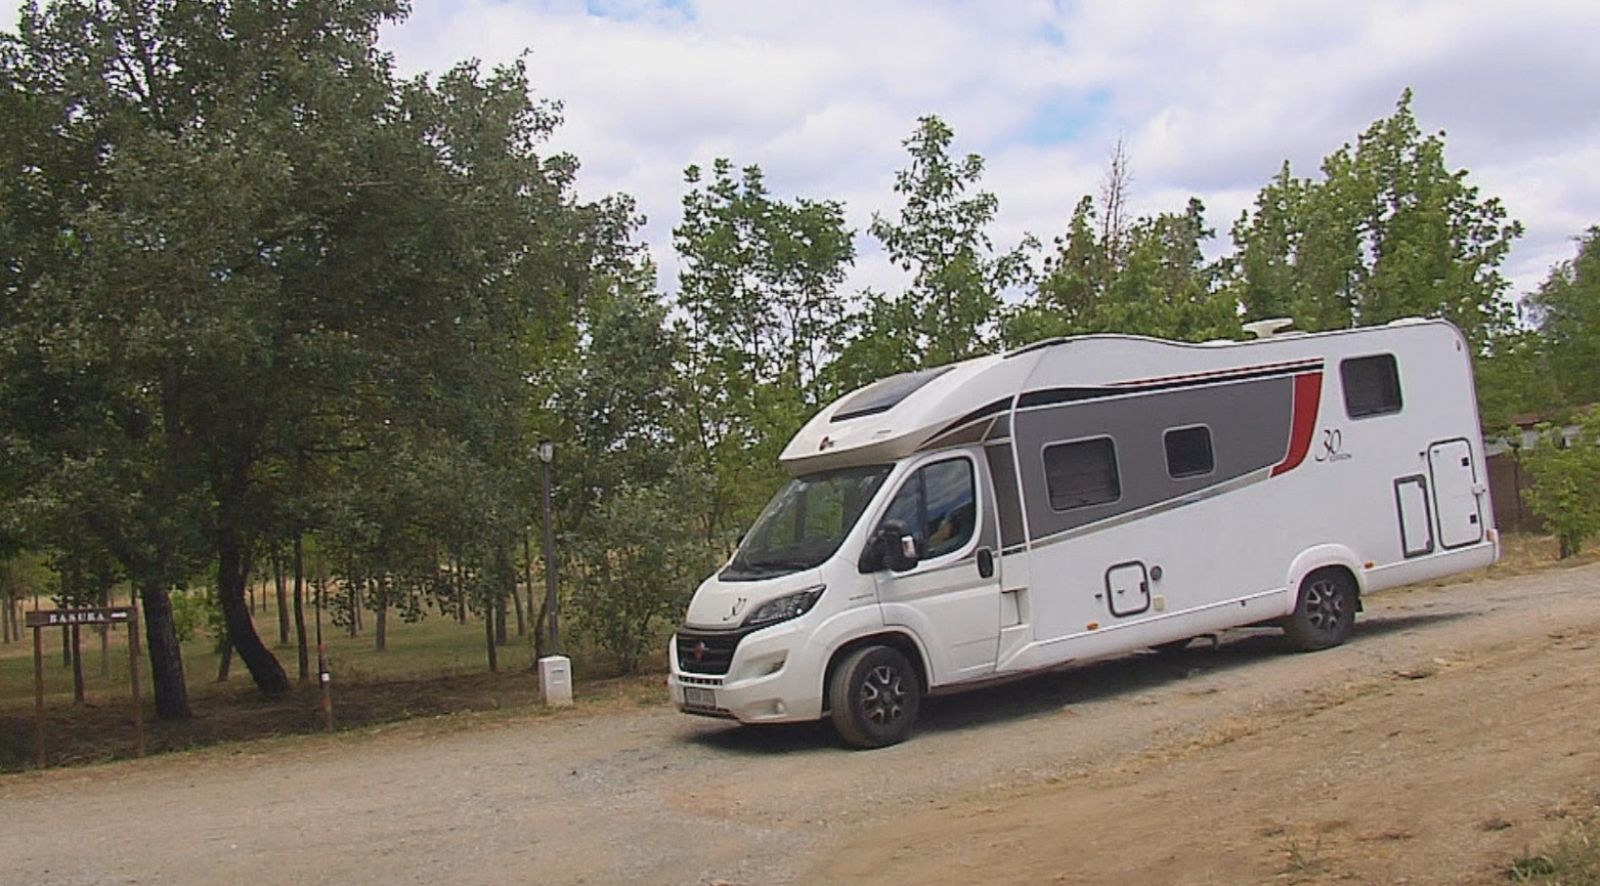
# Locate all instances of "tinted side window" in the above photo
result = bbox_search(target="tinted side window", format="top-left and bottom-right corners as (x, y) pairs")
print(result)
(1044, 437), (1121, 511)
(1164, 425), (1214, 478)
(1341, 354), (1402, 418)
(879, 459), (977, 560)
(921, 460), (976, 559)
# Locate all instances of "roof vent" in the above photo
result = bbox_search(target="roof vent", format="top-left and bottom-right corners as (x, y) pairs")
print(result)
(1242, 318), (1295, 340)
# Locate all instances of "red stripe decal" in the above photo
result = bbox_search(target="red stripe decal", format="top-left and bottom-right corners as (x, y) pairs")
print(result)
(1271, 372), (1322, 477)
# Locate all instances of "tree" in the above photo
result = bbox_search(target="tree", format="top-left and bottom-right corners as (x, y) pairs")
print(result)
(846, 115), (1032, 384)
(1231, 90), (1522, 348)
(1525, 226), (1600, 408)
(554, 267), (717, 672)
(0, 1), (618, 709)
(1006, 190), (1236, 346)
(1522, 410), (1600, 558)
(673, 159), (854, 538)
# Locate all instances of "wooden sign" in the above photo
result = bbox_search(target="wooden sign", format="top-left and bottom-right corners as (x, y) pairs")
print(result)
(29, 604), (143, 767)
(26, 606), (134, 628)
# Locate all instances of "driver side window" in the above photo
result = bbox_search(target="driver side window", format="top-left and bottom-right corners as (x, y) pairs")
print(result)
(880, 458), (977, 560)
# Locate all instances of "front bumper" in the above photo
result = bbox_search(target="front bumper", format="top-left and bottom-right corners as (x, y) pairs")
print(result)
(666, 620), (824, 723)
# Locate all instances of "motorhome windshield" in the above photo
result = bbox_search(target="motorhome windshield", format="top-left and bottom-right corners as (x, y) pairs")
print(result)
(722, 464), (893, 581)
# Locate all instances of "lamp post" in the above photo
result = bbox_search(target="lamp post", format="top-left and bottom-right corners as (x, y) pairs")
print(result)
(536, 440), (572, 706)
(537, 440), (559, 654)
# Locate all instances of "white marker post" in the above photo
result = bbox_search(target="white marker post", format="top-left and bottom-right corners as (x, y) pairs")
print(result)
(538, 655), (573, 707)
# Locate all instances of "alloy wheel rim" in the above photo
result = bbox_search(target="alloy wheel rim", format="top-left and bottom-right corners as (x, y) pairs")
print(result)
(1305, 579), (1345, 633)
(861, 664), (907, 725)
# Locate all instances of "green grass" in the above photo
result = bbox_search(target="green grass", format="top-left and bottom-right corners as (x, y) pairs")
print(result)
(0, 585), (672, 771)
(1509, 817), (1600, 884)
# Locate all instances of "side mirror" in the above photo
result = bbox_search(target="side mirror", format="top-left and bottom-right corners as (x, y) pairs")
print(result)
(859, 520), (921, 574)
(880, 520), (920, 572)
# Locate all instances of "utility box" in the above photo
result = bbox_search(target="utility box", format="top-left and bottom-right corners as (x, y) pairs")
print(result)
(538, 655), (573, 707)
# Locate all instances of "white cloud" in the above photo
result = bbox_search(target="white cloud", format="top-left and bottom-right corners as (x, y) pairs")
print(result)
(384, 0), (1600, 301)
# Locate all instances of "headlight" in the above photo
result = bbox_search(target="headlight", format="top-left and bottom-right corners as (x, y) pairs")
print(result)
(743, 585), (826, 628)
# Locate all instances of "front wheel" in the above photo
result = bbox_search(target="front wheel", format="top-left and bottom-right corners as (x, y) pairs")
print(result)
(1282, 568), (1356, 651)
(829, 645), (921, 748)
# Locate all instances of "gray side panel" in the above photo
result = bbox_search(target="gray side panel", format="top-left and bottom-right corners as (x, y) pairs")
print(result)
(979, 460), (999, 551)
(985, 413), (1011, 441)
(917, 416), (994, 452)
(1014, 377), (1295, 541)
(985, 443), (1026, 550)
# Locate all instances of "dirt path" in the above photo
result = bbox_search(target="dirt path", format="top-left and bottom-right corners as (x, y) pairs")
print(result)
(3, 563), (1598, 885)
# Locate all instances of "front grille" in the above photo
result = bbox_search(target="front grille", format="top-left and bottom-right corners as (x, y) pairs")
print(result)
(676, 627), (747, 675)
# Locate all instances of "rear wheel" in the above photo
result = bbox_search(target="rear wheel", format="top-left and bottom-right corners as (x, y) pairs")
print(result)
(1282, 568), (1356, 651)
(829, 645), (921, 749)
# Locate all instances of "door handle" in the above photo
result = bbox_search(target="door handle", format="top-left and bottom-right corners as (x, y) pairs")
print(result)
(976, 547), (995, 579)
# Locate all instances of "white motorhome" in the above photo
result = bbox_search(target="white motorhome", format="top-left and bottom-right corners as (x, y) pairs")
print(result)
(668, 319), (1497, 747)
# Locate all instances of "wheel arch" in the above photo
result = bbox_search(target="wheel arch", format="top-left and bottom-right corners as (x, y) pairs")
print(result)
(821, 630), (930, 715)
(1286, 544), (1366, 607)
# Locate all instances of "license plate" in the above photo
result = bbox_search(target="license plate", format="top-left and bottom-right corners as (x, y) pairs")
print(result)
(683, 686), (716, 710)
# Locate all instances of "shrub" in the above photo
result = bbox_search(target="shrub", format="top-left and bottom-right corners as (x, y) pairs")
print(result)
(1522, 410), (1600, 558)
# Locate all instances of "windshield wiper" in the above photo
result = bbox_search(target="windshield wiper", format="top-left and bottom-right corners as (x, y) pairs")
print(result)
(744, 557), (815, 572)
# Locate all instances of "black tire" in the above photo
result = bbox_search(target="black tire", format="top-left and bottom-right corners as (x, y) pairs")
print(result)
(828, 645), (921, 749)
(1282, 568), (1357, 651)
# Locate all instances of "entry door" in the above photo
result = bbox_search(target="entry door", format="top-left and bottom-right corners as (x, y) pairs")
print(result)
(1428, 439), (1484, 549)
(873, 455), (1001, 678)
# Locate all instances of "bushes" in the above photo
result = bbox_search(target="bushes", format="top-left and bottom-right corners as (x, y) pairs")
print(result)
(1522, 410), (1600, 558)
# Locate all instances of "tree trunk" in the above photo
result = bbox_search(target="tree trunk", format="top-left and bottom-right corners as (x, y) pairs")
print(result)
(484, 596), (498, 673)
(274, 550), (290, 646)
(375, 591), (387, 652)
(293, 533), (309, 682)
(138, 579), (192, 720)
(217, 508), (290, 696)
(495, 594), (508, 646)
(511, 575), (526, 638)
(348, 577), (360, 638)
(454, 556), (466, 624)
(216, 641), (232, 682)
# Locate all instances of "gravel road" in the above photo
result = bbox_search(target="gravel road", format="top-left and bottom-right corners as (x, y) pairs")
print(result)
(3, 561), (1598, 885)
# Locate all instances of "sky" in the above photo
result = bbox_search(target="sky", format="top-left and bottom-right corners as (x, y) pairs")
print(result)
(382, 0), (1600, 305)
(377, 0), (1600, 303)
(15, 1), (1600, 302)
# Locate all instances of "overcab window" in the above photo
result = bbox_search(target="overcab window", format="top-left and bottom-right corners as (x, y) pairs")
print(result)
(1341, 354), (1403, 418)
(1043, 437), (1121, 511)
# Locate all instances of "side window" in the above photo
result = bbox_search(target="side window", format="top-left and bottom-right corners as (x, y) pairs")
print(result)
(878, 458), (977, 560)
(1164, 425), (1214, 479)
(1044, 437), (1121, 511)
(1341, 354), (1402, 418)
(922, 460), (976, 559)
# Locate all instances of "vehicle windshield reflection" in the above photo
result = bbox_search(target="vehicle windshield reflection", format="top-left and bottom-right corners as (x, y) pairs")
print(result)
(721, 464), (893, 581)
